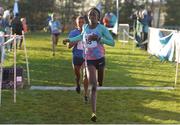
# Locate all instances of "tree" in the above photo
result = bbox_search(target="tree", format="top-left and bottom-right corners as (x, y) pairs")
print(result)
(18, 0), (86, 31)
(164, 0), (180, 26)
(0, 0), (14, 9)
(19, 0), (55, 31)
(120, 0), (136, 26)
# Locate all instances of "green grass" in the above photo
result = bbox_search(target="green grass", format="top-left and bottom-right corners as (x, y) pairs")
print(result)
(0, 32), (179, 124)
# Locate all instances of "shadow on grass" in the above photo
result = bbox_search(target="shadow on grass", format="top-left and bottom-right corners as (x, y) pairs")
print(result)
(97, 89), (180, 124)
(28, 57), (74, 86)
(0, 89), (179, 124)
(105, 46), (175, 87)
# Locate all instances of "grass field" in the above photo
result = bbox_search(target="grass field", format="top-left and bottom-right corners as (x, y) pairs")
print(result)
(0, 32), (179, 124)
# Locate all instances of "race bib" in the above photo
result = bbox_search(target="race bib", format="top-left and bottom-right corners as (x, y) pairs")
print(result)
(86, 41), (97, 48)
(77, 41), (84, 50)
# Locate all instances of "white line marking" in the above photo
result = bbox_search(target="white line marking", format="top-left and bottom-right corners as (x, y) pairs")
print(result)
(30, 86), (174, 90)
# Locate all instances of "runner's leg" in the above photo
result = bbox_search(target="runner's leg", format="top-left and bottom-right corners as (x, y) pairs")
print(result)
(52, 35), (55, 56)
(83, 67), (88, 102)
(86, 65), (97, 121)
(73, 65), (81, 93)
(97, 67), (104, 86)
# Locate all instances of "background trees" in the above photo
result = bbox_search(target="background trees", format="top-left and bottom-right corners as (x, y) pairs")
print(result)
(0, 0), (179, 31)
(19, 0), (55, 31)
(164, 0), (180, 27)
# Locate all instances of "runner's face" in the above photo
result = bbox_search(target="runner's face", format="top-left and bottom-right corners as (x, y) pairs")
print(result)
(88, 11), (98, 24)
(77, 18), (85, 29)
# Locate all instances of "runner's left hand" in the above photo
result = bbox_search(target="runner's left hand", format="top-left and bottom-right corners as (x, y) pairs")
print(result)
(88, 34), (99, 41)
(63, 39), (70, 45)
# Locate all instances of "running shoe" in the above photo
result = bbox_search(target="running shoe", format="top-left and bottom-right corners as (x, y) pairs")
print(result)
(76, 85), (81, 94)
(84, 96), (88, 104)
(99, 82), (102, 86)
(90, 113), (97, 122)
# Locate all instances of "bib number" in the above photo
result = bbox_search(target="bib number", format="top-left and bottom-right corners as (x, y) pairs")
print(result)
(77, 41), (84, 50)
(86, 41), (97, 48)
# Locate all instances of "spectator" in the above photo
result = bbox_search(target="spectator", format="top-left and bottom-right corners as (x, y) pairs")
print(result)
(67, 16), (89, 102)
(11, 13), (23, 49)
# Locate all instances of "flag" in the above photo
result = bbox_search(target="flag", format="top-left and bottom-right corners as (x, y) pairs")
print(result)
(112, 18), (118, 34)
(175, 32), (180, 63)
(13, 0), (19, 16)
(148, 28), (175, 61)
(96, 2), (102, 13)
(108, 14), (118, 35)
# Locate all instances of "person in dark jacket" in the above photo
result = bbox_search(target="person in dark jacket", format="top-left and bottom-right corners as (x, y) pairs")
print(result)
(11, 13), (23, 49)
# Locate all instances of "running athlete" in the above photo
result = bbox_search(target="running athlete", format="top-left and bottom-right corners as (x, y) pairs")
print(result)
(67, 16), (88, 102)
(63, 7), (114, 122)
(49, 13), (61, 56)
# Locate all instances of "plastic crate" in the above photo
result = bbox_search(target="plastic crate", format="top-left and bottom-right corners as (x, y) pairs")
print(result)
(2, 67), (24, 89)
